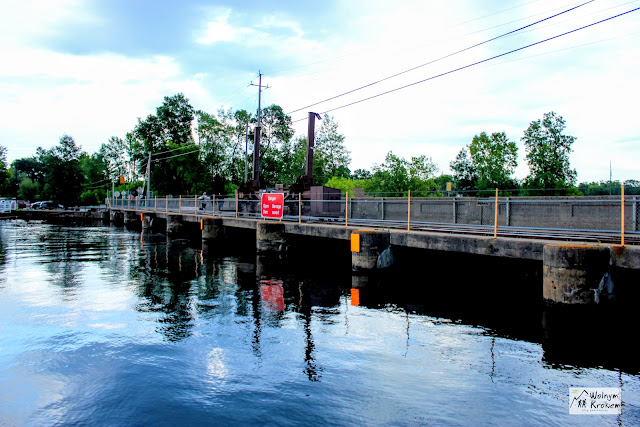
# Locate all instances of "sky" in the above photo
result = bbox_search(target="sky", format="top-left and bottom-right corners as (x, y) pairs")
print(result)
(1, 0), (639, 183)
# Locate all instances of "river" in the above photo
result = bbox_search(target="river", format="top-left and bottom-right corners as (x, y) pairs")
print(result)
(0, 220), (638, 425)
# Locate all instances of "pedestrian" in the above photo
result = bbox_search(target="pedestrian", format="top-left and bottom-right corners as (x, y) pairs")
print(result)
(199, 192), (208, 212)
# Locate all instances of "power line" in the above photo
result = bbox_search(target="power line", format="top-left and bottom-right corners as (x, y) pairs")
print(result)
(285, 0), (596, 115)
(480, 29), (640, 69)
(152, 147), (202, 163)
(266, 0), (551, 76)
(291, 7), (639, 123)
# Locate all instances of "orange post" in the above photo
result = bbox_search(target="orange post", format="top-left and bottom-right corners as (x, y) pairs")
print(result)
(179, 195), (182, 213)
(621, 184), (625, 247)
(298, 193), (302, 224)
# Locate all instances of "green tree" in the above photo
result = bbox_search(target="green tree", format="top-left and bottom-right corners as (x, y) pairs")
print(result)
(522, 111), (577, 193)
(352, 168), (372, 180)
(11, 156), (45, 201)
(39, 135), (84, 205)
(469, 131), (518, 191)
(369, 151), (438, 195)
(99, 136), (128, 181)
(257, 105), (295, 187)
(450, 147), (478, 194)
(134, 94), (198, 195)
(0, 145), (10, 195)
(325, 176), (371, 196)
(79, 152), (108, 204)
(313, 114), (351, 185)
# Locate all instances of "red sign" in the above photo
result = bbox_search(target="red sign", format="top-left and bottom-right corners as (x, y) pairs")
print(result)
(261, 192), (284, 219)
(260, 279), (285, 311)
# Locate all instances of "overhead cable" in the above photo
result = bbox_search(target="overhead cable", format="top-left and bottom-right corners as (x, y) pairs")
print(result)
(267, 0), (550, 76)
(286, 0), (596, 115)
(152, 147), (201, 162)
(291, 7), (639, 123)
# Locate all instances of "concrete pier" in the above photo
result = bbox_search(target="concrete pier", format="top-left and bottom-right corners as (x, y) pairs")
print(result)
(202, 218), (223, 240)
(110, 210), (124, 225)
(142, 213), (154, 231)
(351, 229), (394, 271)
(543, 244), (611, 304)
(256, 222), (286, 253)
(166, 215), (182, 236)
(124, 211), (138, 228)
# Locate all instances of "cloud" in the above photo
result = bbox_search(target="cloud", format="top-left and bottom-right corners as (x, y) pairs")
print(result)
(194, 7), (238, 44)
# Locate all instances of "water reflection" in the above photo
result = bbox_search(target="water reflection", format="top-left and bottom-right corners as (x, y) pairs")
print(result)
(1, 221), (640, 425)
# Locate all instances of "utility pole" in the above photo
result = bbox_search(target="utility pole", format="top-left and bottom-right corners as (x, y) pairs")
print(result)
(305, 112), (322, 186)
(146, 153), (151, 207)
(244, 121), (249, 183)
(249, 72), (269, 189)
(610, 160), (612, 196)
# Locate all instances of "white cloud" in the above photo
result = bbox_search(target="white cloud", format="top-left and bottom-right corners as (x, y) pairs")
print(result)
(195, 7), (238, 44)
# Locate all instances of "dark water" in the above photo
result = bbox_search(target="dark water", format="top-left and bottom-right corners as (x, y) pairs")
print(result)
(0, 220), (638, 426)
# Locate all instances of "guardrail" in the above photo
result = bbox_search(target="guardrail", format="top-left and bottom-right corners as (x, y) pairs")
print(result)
(108, 190), (639, 244)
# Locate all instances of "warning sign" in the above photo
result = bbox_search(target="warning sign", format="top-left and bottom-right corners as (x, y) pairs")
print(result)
(261, 193), (284, 219)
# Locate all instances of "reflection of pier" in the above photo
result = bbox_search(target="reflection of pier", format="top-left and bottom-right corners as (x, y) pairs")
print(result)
(102, 195), (640, 306)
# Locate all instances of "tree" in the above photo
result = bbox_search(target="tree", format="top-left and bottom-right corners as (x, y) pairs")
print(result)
(368, 151), (438, 195)
(256, 105), (295, 187)
(522, 111), (576, 192)
(133, 94), (197, 195)
(11, 156), (45, 201)
(352, 168), (372, 180)
(313, 114), (351, 184)
(449, 147), (477, 194)
(79, 152), (108, 204)
(469, 131), (518, 191)
(99, 136), (128, 181)
(0, 145), (10, 195)
(39, 135), (84, 205)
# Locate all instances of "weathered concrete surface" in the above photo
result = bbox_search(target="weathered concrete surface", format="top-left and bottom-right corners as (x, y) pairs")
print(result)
(124, 211), (138, 228)
(610, 245), (640, 269)
(142, 213), (154, 230)
(166, 215), (182, 236)
(107, 209), (640, 272)
(256, 221), (286, 253)
(543, 244), (611, 304)
(390, 229), (547, 261)
(202, 218), (223, 240)
(351, 229), (392, 271)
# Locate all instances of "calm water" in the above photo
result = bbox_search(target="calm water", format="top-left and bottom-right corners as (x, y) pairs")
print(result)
(0, 220), (638, 426)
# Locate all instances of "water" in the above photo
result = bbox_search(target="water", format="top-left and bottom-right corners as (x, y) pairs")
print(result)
(0, 220), (638, 426)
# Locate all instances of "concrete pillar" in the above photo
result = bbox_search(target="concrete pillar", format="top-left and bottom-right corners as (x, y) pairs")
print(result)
(110, 210), (124, 225)
(124, 211), (138, 228)
(256, 222), (286, 253)
(543, 244), (611, 304)
(202, 218), (223, 240)
(141, 213), (154, 231)
(351, 229), (394, 271)
(166, 214), (182, 236)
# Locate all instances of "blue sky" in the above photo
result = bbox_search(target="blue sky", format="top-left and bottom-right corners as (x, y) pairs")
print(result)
(1, 0), (639, 182)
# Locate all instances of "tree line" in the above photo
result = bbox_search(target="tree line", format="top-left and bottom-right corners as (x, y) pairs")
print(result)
(0, 95), (637, 205)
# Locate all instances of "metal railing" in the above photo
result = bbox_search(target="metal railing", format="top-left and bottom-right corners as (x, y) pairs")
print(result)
(108, 191), (639, 245)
